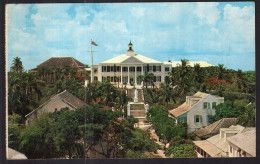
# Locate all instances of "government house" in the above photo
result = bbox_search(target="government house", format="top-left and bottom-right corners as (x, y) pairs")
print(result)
(90, 41), (213, 87)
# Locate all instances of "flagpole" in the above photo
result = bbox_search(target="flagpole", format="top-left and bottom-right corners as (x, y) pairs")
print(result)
(91, 39), (93, 83)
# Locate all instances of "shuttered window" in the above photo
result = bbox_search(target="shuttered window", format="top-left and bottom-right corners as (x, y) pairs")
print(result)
(194, 115), (202, 123)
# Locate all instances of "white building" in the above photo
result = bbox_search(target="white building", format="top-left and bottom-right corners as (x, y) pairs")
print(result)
(169, 92), (224, 132)
(90, 41), (213, 87)
(193, 125), (255, 157)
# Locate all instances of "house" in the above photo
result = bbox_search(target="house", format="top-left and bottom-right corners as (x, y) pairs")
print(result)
(25, 90), (86, 124)
(90, 41), (213, 87)
(227, 128), (256, 157)
(194, 118), (237, 140)
(29, 57), (88, 83)
(193, 125), (255, 157)
(29, 57), (87, 72)
(169, 92), (224, 132)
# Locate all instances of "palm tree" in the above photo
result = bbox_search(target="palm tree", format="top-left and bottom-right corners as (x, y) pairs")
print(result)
(141, 71), (154, 88)
(159, 83), (176, 105)
(11, 57), (24, 73)
(234, 69), (249, 93)
(192, 64), (204, 89)
(176, 59), (192, 97)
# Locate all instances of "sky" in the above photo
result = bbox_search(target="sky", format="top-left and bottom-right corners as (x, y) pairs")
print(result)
(6, 2), (255, 71)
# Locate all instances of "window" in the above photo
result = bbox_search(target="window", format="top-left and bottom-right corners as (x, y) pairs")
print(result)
(156, 76), (161, 82)
(137, 67), (141, 72)
(130, 67), (135, 72)
(111, 76), (114, 82)
(107, 76), (110, 82)
(111, 66), (114, 72)
(102, 66), (107, 72)
(149, 66), (153, 72)
(153, 66), (156, 72)
(123, 67), (128, 72)
(203, 102), (210, 109)
(116, 66), (120, 72)
(143, 66), (147, 72)
(194, 115), (202, 123)
(107, 66), (110, 72)
(153, 76), (156, 82)
(212, 102), (217, 109)
(102, 76), (106, 82)
(94, 68), (98, 73)
(165, 67), (169, 71)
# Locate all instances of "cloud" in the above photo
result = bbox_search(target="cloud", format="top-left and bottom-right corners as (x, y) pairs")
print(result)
(6, 2), (255, 71)
(194, 2), (220, 26)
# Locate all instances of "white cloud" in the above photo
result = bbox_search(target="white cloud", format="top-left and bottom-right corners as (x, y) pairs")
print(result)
(194, 2), (220, 26)
(6, 3), (255, 71)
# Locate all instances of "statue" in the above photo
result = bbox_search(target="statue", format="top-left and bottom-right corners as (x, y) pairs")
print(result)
(134, 89), (138, 103)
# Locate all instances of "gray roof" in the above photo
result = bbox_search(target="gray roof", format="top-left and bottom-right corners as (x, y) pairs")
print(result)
(227, 128), (256, 156)
(26, 90), (86, 118)
(194, 118), (237, 138)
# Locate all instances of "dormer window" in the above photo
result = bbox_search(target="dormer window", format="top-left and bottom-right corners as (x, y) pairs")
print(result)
(203, 102), (210, 109)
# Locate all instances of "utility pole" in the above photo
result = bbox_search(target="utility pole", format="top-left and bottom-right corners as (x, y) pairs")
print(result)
(89, 39), (98, 83)
(91, 39), (93, 83)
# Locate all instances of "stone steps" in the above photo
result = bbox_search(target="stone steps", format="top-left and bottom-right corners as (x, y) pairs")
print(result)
(130, 109), (146, 117)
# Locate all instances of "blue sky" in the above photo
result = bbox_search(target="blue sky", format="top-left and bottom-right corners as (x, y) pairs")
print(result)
(7, 2), (255, 71)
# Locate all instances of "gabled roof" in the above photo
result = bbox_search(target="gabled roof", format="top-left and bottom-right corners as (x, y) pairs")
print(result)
(25, 90), (86, 118)
(37, 57), (86, 68)
(193, 140), (223, 157)
(194, 118), (237, 138)
(169, 92), (209, 117)
(193, 125), (246, 157)
(227, 128), (256, 156)
(100, 54), (162, 64)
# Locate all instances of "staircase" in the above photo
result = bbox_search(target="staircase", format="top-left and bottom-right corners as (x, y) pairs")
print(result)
(127, 89), (146, 122)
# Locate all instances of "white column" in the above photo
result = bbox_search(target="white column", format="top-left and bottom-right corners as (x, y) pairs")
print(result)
(135, 66), (137, 86)
(127, 103), (131, 116)
(161, 64), (165, 83)
(121, 65), (123, 84)
(141, 65), (144, 76)
(127, 66), (130, 85)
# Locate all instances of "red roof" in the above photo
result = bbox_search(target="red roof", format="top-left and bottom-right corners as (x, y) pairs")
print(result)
(37, 57), (85, 68)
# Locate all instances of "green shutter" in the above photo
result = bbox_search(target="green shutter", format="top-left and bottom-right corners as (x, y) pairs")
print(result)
(203, 102), (207, 109)
(208, 103), (210, 109)
(194, 115), (196, 123)
(200, 115), (202, 123)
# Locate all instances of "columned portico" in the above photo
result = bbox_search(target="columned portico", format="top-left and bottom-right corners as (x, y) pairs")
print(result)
(98, 41), (168, 88)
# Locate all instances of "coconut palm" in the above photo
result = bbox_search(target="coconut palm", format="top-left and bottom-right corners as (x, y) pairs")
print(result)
(10, 57), (24, 73)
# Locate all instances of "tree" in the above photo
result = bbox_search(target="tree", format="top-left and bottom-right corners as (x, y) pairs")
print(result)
(8, 114), (23, 150)
(209, 100), (248, 123)
(146, 105), (178, 150)
(19, 113), (57, 159)
(237, 103), (255, 127)
(141, 71), (154, 88)
(11, 57), (24, 73)
(159, 83), (175, 105)
(166, 143), (196, 158)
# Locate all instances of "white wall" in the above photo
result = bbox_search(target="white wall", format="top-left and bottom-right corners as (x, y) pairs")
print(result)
(187, 95), (224, 132)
